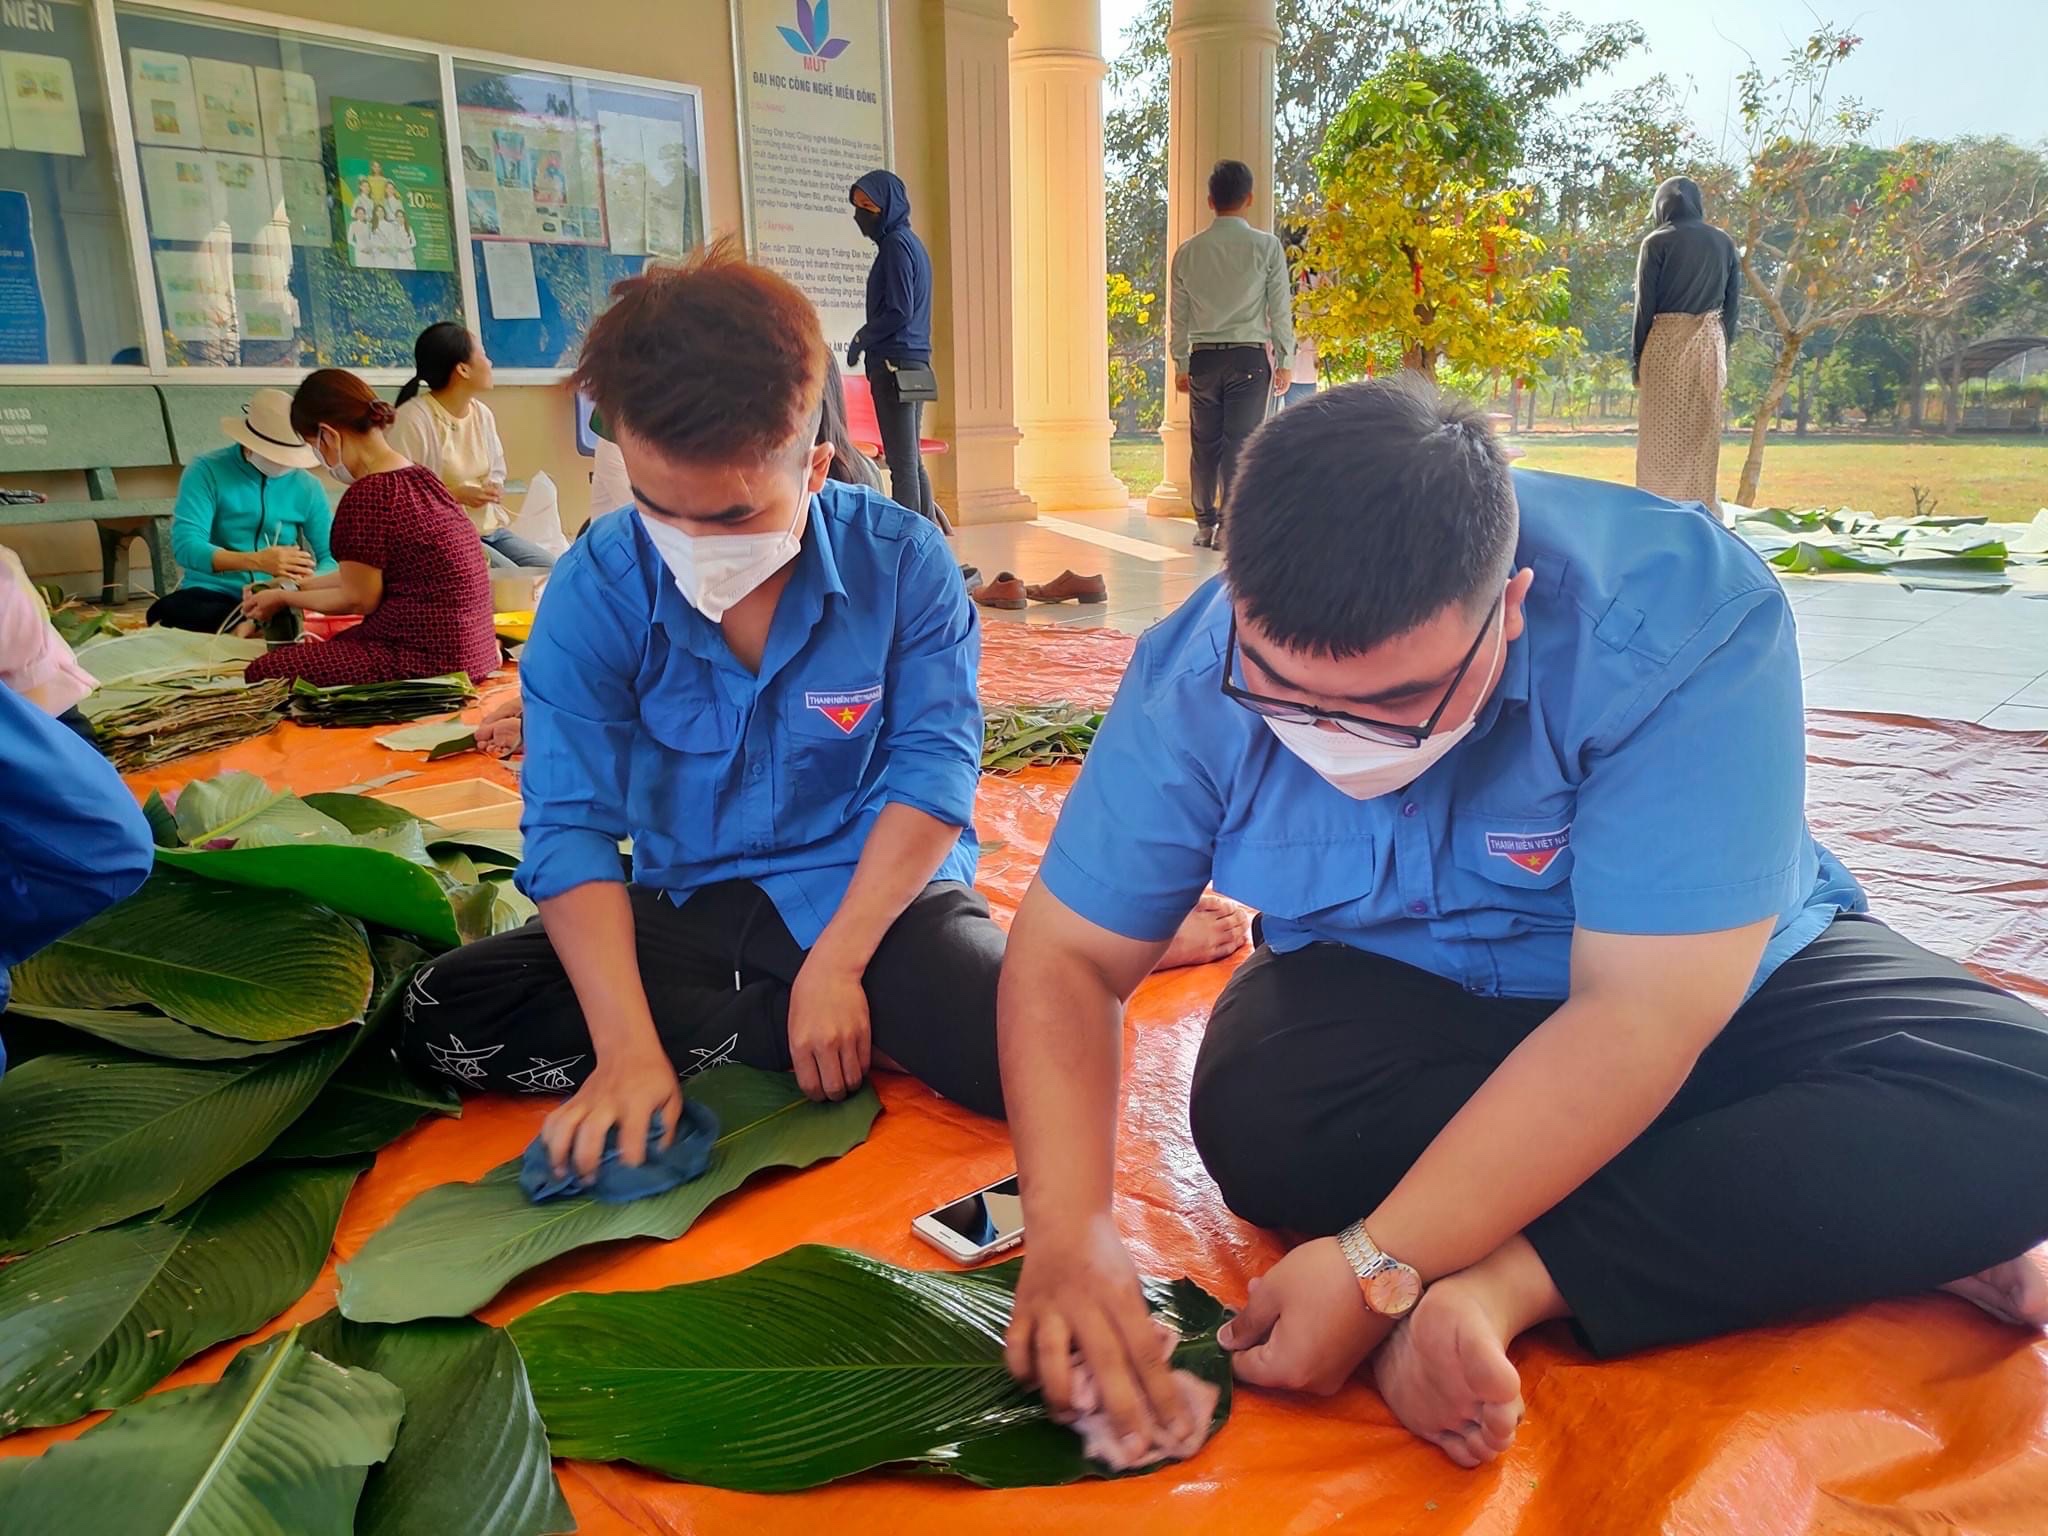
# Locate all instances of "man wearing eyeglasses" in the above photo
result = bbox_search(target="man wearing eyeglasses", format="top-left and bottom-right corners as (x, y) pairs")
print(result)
(995, 377), (2048, 1470)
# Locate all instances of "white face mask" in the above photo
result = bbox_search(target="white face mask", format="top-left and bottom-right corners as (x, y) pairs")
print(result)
(1261, 609), (1504, 800)
(249, 453), (297, 479)
(314, 430), (355, 486)
(639, 497), (804, 622)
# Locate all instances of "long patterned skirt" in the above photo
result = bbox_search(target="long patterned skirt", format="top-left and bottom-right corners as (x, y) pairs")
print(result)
(1636, 310), (1727, 510)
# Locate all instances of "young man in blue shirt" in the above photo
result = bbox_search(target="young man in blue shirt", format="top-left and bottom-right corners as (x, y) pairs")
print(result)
(1, 682), (156, 1080)
(401, 245), (1240, 1180)
(996, 379), (2048, 1469)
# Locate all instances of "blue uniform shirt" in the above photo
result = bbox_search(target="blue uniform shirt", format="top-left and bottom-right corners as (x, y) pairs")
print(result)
(1042, 469), (1866, 1000)
(516, 482), (982, 948)
(1, 684), (157, 1076)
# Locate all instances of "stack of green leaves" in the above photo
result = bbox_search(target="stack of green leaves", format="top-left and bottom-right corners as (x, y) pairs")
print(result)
(983, 702), (1105, 773)
(1732, 505), (2048, 592)
(72, 629), (287, 769)
(0, 765), (584, 1532)
(0, 1319), (570, 1536)
(290, 674), (479, 728)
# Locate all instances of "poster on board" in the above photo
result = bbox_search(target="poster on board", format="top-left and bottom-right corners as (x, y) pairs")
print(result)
(457, 106), (603, 246)
(1, 51), (84, 157)
(732, 0), (889, 356)
(192, 58), (261, 154)
(596, 111), (694, 260)
(0, 190), (47, 365)
(333, 98), (454, 271)
(155, 248), (235, 343)
(127, 48), (202, 148)
(231, 248), (298, 341)
(269, 156), (330, 247)
(212, 152), (282, 242)
(139, 145), (223, 243)
(256, 66), (319, 160)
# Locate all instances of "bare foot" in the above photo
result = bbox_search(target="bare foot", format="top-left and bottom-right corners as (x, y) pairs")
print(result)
(1373, 1276), (1526, 1469)
(1158, 893), (1252, 970)
(1941, 1244), (2048, 1328)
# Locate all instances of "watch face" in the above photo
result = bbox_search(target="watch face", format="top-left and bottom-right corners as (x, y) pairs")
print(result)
(1364, 1264), (1422, 1318)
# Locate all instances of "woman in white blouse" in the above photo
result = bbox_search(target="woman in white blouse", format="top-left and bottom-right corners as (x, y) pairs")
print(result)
(387, 322), (553, 569)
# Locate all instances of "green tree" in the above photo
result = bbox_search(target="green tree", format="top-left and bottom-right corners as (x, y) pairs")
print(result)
(1723, 28), (2048, 503)
(1301, 56), (1576, 380)
(1105, 0), (1643, 392)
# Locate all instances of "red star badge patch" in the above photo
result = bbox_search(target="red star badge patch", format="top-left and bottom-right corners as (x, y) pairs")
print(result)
(805, 684), (884, 734)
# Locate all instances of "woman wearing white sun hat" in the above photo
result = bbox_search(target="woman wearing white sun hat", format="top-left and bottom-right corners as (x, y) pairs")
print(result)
(147, 388), (337, 635)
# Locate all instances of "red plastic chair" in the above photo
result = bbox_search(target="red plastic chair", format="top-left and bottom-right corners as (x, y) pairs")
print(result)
(840, 372), (949, 460)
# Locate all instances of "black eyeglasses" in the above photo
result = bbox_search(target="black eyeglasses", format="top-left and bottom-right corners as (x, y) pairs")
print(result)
(1221, 600), (1499, 749)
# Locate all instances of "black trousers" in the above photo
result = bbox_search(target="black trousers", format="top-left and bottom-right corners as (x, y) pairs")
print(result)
(1187, 345), (1272, 530)
(866, 362), (935, 523)
(396, 879), (1005, 1118)
(146, 586), (243, 634)
(1188, 915), (2048, 1357)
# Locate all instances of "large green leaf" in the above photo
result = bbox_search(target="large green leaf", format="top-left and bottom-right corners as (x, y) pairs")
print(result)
(0, 1034), (353, 1254)
(339, 1065), (880, 1323)
(267, 1042), (459, 1161)
(0, 1161), (362, 1433)
(301, 792), (524, 868)
(0, 1327), (403, 1534)
(0, 1003), (297, 1061)
(511, 1246), (1233, 1491)
(427, 826), (524, 866)
(171, 770), (354, 847)
(142, 788), (184, 847)
(301, 792), (423, 836)
(155, 834), (461, 952)
(298, 1312), (573, 1536)
(375, 722), (479, 758)
(8, 873), (372, 1042)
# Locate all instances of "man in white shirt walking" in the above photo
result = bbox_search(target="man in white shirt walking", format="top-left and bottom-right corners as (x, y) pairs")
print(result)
(1170, 159), (1294, 548)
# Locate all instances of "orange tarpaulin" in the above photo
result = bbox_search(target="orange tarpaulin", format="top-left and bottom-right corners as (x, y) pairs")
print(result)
(6, 624), (2047, 1534)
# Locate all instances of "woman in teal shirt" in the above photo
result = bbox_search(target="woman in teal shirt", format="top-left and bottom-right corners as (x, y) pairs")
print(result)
(147, 389), (335, 635)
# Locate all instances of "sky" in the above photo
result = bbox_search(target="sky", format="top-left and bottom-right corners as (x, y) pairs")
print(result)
(1100, 0), (2048, 152)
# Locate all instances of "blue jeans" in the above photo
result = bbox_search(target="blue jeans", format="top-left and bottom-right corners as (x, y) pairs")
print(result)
(1281, 381), (1318, 409)
(482, 529), (556, 569)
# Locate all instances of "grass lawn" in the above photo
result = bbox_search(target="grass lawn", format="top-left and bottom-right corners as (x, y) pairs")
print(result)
(1109, 433), (2048, 522)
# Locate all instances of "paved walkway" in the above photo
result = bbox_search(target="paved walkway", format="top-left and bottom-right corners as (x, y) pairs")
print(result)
(953, 505), (2048, 730)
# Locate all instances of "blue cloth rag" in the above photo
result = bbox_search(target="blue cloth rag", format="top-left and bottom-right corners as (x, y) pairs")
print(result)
(518, 1096), (721, 1204)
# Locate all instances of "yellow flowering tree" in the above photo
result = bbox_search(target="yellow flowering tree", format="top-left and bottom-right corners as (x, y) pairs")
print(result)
(1299, 56), (1577, 383)
(1106, 271), (1162, 429)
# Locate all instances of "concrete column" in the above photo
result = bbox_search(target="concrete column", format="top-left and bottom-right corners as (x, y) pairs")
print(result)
(1146, 0), (1278, 518)
(922, 0), (1037, 524)
(1010, 0), (1129, 511)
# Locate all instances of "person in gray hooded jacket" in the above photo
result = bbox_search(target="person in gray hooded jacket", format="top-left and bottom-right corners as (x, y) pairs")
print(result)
(1632, 177), (1741, 509)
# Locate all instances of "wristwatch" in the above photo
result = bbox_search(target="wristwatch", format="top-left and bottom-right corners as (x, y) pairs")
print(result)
(1337, 1220), (1423, 1318)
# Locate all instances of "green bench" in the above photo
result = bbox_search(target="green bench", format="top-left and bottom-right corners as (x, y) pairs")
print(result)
(0, 386), (178, 603)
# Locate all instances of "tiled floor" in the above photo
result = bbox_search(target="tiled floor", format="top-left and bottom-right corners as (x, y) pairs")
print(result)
(954, 504), (2048, 730)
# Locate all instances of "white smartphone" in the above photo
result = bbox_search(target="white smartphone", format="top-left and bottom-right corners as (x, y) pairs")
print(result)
(911, 1173), (1025, 1264)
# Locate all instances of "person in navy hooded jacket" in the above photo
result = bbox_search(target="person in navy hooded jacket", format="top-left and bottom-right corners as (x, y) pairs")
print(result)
(846, 170), (935, 522)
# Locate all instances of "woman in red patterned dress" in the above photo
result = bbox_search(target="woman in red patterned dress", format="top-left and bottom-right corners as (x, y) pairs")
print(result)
(240, 369), (499, 687)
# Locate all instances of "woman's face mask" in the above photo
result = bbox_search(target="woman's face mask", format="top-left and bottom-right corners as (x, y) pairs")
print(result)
(313, 428), (354, 486)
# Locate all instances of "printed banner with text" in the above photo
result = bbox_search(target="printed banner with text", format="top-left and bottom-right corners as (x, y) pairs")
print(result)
(735, 0), (890, 358)
(332, 98), (454, 272)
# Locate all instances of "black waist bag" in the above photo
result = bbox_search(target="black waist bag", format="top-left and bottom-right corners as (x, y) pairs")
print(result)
(887, 360), (940, 402)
